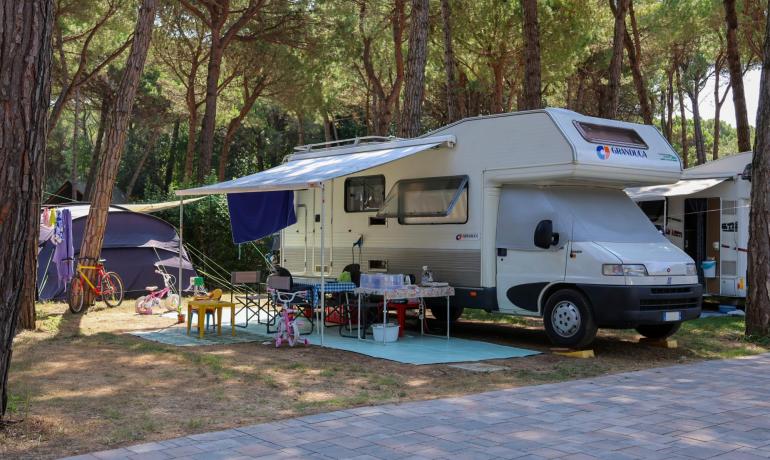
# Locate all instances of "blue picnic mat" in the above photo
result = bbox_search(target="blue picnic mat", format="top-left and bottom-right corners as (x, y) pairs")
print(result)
(132, 308), (539, 364)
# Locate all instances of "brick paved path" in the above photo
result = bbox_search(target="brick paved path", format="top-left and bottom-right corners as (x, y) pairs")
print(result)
(65, 354), (770, 460)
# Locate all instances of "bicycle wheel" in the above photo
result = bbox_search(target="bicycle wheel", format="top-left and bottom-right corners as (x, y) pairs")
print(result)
(100, 272), (124, 307)
(165, 293), (180, 311)
(69, 278), (85, 314)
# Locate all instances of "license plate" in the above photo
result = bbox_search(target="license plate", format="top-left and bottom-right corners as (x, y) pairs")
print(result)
(663, 311), (682, 322)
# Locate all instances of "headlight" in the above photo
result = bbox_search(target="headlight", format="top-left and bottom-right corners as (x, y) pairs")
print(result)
(602, 264), (648, 276)
(686, 263), (697, 276)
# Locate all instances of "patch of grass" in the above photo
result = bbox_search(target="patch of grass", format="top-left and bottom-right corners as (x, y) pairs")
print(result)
(462, 309), (536, 327)
(678, 316), (770, 359)
(284, 362), (307, 371)
(514, 361), (605, 383)
(293, 391), (374, 412)
(319, 368), (337, 377)
(38, 312), (63, 334)
(102, 407), (123, 420)
(185, 418), (206, 430)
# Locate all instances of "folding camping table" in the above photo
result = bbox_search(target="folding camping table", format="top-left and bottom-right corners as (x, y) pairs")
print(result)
(293, 277), (357, 326)
(354, 285), (455, 343)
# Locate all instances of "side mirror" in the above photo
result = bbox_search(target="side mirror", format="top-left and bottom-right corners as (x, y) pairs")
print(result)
(534, 219), (560, 249)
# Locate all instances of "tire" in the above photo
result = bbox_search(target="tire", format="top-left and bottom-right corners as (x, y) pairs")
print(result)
(543, 289), (597, 349)
(100, 272), (124, 307)
(635, 322), (681, 340)
(426, 298), (464, 323)
(69, 278), (85, 314)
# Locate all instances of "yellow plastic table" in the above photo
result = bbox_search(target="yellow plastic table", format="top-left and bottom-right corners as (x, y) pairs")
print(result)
(187, 300), (236, 339)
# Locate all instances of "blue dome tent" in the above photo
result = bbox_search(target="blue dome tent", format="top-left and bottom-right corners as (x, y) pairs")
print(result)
(37, 204), (197, 301)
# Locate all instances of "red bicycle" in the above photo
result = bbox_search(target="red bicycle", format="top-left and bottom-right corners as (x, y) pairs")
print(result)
(67, 257), (124, 313)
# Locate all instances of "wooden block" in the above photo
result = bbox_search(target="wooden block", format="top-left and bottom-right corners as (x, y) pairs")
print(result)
(552, 349), (595, 358)
(639, 338), (678, 349)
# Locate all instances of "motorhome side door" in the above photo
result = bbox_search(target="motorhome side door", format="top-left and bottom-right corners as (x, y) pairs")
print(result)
(495, 188), (568, 315)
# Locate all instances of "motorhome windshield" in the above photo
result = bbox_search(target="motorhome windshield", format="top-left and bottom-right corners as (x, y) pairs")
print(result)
(547, 188), (664, 243)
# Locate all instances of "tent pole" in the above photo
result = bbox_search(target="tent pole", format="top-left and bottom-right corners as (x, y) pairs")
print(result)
(320, 182), (326, 347)
(179, 197), (184, 296)
(663, 198), (667, 233)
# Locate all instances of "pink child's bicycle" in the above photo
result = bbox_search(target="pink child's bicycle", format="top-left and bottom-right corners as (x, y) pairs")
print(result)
(135, 269), (180, 315)
(271, 290), (310, 347)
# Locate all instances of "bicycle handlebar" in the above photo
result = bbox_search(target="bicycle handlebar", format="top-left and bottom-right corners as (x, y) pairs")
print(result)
(272, 290), (307, 304)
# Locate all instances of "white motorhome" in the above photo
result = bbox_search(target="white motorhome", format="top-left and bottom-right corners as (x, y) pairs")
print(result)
(626, 151), (752, 303)
(277, 109), (701, 347)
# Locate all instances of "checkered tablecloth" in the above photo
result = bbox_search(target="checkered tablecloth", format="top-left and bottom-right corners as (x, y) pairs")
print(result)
(294, 281), (357, 307)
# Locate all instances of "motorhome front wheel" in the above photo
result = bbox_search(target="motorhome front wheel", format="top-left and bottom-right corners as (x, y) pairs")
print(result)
(635, 322), (681, 340)
(543, 289), (597, 348)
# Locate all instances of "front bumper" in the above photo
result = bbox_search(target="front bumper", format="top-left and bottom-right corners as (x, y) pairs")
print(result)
(578, 283), (702, 328)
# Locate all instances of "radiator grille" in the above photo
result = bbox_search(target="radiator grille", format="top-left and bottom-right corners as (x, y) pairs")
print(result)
(640, 297), (700, 311)
(650, 287), (692, 295)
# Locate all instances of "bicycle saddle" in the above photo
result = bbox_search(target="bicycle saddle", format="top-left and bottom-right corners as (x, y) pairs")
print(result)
(98, 258), (107, 263)
(145, 286), (158, 291)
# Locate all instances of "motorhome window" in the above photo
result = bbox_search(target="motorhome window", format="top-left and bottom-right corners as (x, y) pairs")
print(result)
(344, 175), (385, 212)
(377, 175), (469, 225)
(574, 121), (648, 149)
(638, 200), (665, 222)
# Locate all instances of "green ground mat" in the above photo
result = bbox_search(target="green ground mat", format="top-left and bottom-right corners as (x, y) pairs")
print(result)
(130, 325), (271, 347)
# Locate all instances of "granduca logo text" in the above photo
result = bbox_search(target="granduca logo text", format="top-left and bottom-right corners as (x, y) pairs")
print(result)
(595, 144), (648, 160)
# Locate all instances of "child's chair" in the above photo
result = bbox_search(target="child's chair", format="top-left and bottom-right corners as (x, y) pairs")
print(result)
(189, 288), (223, 330)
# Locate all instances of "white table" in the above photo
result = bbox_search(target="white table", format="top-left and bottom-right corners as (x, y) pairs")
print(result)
(353, 285), (455, 343)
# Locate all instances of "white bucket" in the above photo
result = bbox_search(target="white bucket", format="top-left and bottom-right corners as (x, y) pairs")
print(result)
(372, 323), (400, 342)
(702, 260), (717, 278)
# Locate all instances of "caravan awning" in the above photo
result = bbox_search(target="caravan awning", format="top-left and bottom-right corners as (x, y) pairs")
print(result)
(625, 178), (728, 202)
(175, 135), (456, 196)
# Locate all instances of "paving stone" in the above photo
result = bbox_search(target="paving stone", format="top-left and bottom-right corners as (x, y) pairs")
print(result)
(68, 354), (770, 460)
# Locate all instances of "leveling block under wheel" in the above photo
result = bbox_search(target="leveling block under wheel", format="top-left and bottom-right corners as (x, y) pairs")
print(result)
(551, 348), (595, 358)
(639, 338), (678, 349)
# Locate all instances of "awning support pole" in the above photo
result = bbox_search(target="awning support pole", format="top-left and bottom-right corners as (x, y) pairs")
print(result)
(320, 182), (326, 347)
(179, 197), (184, 296)
(663, 198), (667, 233)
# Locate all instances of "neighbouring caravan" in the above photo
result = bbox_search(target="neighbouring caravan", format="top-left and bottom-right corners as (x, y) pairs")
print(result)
(277, 109), (702, 347)
(626, 151), (752, 303)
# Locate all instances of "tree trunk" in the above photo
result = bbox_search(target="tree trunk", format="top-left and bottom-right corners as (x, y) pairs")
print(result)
(746, 8), (770, 337)
(183, 111), (198, 182)
(297, 112), (305, 146)
(491, 61), (505, 113)
(440, 0), (458, 122)
(126, 132), (158, 199)
(0, 0), (54, 418)
(197, 37), (223, 182)
(724, 0), (752, 152)
(399, 0), (430, 138)
(217, 79), (265, 181)
(623, 0), (652, 124)
(78, 0), (156, 306)
(520, 0), (542, 110)
(85, 95), (111, 200)
(666, 67), (674, 141)
(323, 111), (332, 142)
(71, 89), (80, 199)
(165, 118), (180, 192)
(676, 66), (689, 169)
(688, 90), (707, 165)
(603, 0), (627, 119)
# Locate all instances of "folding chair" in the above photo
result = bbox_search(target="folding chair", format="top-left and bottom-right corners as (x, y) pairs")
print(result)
(230, 271), (267, 328)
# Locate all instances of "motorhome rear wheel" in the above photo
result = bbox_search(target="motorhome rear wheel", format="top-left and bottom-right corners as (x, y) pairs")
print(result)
(425, 298), (464, 323)
(543, 289), (597, 349)
(634, 322), (681, 340)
